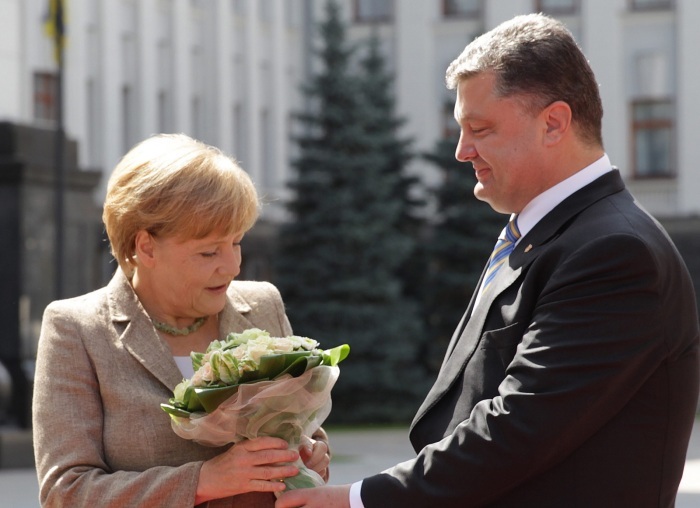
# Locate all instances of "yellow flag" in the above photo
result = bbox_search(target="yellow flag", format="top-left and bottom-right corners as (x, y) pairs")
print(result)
(44, 0), (66, 64)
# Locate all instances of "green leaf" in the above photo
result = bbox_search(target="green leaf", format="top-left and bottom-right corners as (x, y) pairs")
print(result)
(190, 352), (205, 371)
(160, 403), (193, 418)
(321, 344), (350, 366)
(183, 385), (204, 412)
(274, 355), (322, 379)
(194, 384), (242, 413)
(258, 351), (313, 379)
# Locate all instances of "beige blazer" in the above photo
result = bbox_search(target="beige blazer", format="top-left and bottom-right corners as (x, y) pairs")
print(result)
(33, 269), (296, 508)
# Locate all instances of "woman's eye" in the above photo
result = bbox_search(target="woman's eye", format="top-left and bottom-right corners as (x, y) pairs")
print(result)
(201, 251), (217, 258)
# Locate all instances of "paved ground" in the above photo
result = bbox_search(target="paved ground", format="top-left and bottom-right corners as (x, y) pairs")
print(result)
(4, 422), (700, 507)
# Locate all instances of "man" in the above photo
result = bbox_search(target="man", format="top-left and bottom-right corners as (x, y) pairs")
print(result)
(277, 13), (700, 508)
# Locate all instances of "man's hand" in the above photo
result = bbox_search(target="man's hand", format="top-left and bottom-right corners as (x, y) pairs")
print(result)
(275, 485), (351, 508)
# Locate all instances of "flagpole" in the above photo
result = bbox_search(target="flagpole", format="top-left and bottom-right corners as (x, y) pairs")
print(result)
(53, 3), (65, 299)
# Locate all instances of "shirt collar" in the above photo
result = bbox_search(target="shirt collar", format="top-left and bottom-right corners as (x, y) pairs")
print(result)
(513, 153), (613, 241)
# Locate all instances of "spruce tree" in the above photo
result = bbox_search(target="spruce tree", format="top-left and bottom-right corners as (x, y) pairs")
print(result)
(422, 137), (507, 374)
(276, 0), (427, 423)
(358, 32), (428, 310)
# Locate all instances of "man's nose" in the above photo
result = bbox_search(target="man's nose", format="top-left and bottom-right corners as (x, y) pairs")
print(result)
(455, 134), (478, 162)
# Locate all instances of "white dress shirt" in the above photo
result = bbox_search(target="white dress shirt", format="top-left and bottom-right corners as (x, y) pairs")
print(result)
(472, 153), (613, 308)
(349, 153), (613, 508)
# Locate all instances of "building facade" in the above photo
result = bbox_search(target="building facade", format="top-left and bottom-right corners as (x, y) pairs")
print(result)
(2, 0), (698, 219)
(332, 0), (700, 219)
(0, 0), (698, 399)
(0, 0), (700, 428)
(1, 0), (310, 220)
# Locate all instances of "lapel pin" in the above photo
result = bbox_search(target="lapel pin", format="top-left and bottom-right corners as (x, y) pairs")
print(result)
(524, 244), (533, 253)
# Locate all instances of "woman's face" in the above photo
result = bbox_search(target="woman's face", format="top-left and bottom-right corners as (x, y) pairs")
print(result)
(144, 229), (244, 319)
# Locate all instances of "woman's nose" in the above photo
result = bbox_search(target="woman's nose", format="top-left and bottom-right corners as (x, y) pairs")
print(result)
(221, 245), (242, 278)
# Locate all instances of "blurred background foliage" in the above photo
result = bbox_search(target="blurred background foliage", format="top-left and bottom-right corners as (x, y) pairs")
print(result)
(276, 0), (504, 424)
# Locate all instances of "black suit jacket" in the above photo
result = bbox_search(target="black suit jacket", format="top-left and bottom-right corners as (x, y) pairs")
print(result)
(362, 171), (700, 507)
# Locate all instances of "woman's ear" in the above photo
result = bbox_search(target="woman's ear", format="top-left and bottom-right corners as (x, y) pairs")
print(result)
(134, 230), (156, 268)
(542, 100), (572, 146)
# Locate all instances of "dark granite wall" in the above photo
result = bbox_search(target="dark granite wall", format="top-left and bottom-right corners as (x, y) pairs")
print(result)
(0, 122), (103, 427)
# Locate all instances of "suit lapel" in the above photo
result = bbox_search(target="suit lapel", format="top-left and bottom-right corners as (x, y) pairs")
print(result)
(412, 170), (627, 428)
(413, 263), (524, 425)
(441, 269), (482, 367)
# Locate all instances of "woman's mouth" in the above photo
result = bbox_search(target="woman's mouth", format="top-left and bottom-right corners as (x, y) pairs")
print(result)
(206, 283), (228, 294)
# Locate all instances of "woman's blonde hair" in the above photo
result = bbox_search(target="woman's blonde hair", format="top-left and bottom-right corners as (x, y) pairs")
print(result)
(103, 133), (259, 275)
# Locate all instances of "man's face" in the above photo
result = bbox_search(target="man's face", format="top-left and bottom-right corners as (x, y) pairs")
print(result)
(453, 72), (546, 214)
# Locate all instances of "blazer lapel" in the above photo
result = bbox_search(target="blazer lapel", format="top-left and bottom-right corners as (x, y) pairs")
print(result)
(107, 272), (263, 392)
(108, 269), (184, 390)
(412, 170), (627, 427)
(218, 285), (257, 338)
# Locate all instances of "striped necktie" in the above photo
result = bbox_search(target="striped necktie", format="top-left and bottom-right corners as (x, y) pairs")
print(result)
(482, 217), (521, 292)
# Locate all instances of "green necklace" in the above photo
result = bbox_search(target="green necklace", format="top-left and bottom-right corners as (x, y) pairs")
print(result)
(152, 316), (207, 336)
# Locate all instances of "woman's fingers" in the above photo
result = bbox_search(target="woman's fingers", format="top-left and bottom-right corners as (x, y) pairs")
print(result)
(196, 438), (300, 502)
(243, 436), (293, 452)
(238, 437), (299, 465)
(299, 436), (330, 481)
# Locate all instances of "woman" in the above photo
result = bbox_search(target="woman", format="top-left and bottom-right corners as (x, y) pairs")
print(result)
(32, 134), (330, 507)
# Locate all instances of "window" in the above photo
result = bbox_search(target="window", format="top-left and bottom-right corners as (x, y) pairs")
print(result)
(34, 72), (59, 123)
(157, 90), (173, 133)
(233, 103), (247, 165)
(629, 0), (674, 11)
(86, 78), (101, 166)
(443, 0), (481, 18)
(285, 0), (301, 27)
(535, 0), (579, 15)
(259, 0), (273, 23)
(122, 85), (135, 153)
(192, 95), (204, 140)
(260, 108), (274, 187)
(190, 0), (205, 11)
(632, 100), (674, 178)
(354, 0), (392, 23)
(232, 0), (245, 15)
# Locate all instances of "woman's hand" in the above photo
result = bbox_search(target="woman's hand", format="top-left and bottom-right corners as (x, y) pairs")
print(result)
(195, 436), (299, 504)
(299, 435), (330, 482)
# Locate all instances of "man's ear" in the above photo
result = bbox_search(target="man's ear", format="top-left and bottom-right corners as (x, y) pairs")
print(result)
(134, 230), (156, 268)
(542, 100), (572, 146)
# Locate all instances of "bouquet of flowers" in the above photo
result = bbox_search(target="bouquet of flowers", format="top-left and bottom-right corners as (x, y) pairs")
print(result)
(160, 328), (349, 490)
